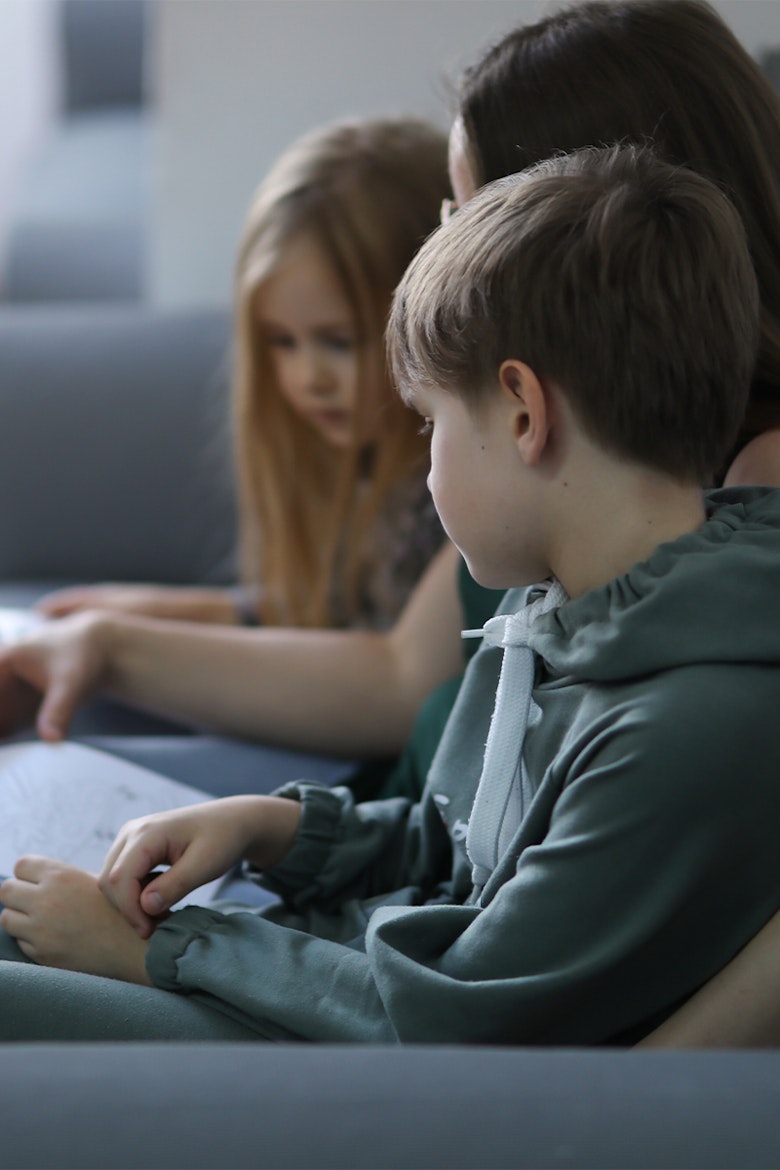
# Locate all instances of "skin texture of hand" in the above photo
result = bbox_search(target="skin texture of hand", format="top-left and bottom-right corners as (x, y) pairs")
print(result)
(99, 795), (303, 939)
(0, 857), (151, 984)
(37, 583), (240, 625)
(0, 612), (111, 741)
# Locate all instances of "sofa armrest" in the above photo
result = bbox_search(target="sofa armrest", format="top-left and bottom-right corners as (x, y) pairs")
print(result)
(0, 1044), (778, 1169)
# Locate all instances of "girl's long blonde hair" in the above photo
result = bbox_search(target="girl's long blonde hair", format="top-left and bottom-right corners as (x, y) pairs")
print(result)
(234, 117), (448, 628)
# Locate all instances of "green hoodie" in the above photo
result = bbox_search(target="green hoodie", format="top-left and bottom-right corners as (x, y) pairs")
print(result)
(146, 488), (780, 1045)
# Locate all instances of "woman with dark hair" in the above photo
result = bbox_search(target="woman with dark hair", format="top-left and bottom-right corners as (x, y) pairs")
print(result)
(454, 0), (780, 484)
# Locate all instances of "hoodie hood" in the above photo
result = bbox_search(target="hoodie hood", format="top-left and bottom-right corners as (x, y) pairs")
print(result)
(525, 487), (780, 683)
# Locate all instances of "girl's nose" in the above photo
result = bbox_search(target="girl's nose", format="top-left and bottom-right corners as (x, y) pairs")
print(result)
(300, 349), (335, 395)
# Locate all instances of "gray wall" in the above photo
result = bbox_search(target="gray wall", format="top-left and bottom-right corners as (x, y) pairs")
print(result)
(149, 0), (780, 308)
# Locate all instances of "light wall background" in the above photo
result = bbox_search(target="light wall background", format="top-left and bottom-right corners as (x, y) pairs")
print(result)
(1, 1), (778, 306)
(150, 0), (780, 307)
(150, 0), (546, 306)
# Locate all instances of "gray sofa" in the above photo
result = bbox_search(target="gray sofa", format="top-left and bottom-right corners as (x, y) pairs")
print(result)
(0, 305), (778, 1170)
(0, 304), (235, 601)
(3, 1046), (780, 1170)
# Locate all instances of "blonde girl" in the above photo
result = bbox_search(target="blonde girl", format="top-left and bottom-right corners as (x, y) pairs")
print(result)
(40, 118), (449, 631)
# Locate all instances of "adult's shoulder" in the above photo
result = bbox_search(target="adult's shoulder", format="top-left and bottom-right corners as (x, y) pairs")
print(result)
(724, 427), (780, 487)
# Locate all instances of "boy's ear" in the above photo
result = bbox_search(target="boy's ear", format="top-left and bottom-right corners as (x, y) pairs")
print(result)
(498, 360), (551, 466)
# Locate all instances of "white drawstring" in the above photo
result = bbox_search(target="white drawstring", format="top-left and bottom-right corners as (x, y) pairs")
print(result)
(466, 579), (568, 896)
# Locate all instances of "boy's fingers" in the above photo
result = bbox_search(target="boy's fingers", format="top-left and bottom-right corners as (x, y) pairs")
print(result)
(140, 834), (223, 916)
(100, 833), (176, 933)
(98, 832), (128, 889)
(104, 877), (156, 938)
(0, 907), (31, 941)
(12, 855), (51, 882)
(100, 814), (215, 929)
(139, 860), (200, 916)
(101, 863), (155, 935)
(0, 877), (28, 910)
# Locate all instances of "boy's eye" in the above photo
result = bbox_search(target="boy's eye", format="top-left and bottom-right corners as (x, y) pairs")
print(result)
(418, 419), (433, 437)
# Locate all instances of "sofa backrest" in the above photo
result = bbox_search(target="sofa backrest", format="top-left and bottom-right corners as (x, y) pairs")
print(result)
(0, 306), (237, 585)
(61, 0), (148, 114)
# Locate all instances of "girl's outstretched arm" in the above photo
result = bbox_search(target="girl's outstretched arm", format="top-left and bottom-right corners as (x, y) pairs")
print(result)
(37, 583), (244, 625)
(639, 909), (780, 1048)
(0, 542), (464, 757)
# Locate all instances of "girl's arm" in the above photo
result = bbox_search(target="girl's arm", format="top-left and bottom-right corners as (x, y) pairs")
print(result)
(37, 583), (245, 626)
(0, 542), (464, 757)
(639, 909), (780, 1048)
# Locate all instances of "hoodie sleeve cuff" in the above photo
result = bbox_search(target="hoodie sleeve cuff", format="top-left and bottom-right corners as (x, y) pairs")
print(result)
(246, 781), (350, 907)
(145, 905), (228, 992)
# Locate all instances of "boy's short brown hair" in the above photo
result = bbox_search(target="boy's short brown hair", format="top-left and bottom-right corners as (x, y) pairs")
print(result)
(387, 145), (759, 482)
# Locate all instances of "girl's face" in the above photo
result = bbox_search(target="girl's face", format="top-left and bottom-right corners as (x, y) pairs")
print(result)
(255, 233), (380, 449)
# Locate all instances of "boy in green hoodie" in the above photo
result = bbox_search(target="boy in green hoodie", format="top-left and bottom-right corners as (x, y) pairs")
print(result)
(1, 144), (780, 1044)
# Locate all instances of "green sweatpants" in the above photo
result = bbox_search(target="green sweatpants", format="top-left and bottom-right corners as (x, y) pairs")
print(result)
(0, 928), (261, 1041)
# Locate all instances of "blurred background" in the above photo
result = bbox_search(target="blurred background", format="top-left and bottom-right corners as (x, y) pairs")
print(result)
(1, 0), (778, 310)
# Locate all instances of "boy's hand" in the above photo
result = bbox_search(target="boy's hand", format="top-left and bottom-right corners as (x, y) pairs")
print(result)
(0, 613), (111, 741)
(0, 857), (151, 984)
(99, 796), (303, 938)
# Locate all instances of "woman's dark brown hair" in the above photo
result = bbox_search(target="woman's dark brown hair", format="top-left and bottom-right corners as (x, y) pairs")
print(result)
(458, 0), (780, 441)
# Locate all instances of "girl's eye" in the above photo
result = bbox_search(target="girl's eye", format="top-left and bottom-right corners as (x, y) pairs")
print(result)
(418, 419), (433, 436)
(323, 335), (354, 353)
(266, 334), (295, 350)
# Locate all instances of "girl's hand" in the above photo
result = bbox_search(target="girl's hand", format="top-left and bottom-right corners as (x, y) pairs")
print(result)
(0, 612), (112, 741)
(98, 796), (302, 938)
(0, 857), (151, 984)
(37, 584), (240, 625)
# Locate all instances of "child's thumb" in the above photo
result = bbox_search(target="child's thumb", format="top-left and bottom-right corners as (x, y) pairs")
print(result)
(140, 866), (196, 916)
(140, 884), (168, 915)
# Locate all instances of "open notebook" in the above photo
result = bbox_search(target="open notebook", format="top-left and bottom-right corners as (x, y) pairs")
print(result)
(0, 741), (222, 906)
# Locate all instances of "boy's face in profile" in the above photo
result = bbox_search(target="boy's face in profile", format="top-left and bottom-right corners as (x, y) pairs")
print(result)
(414, 379), (549, 590)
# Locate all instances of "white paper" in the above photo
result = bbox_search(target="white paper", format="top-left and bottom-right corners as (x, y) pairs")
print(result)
(0, 741), (222, 907)
(0, 607), (45, 644)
